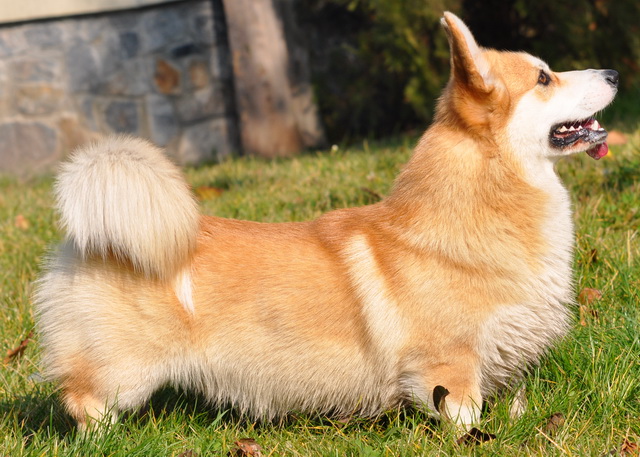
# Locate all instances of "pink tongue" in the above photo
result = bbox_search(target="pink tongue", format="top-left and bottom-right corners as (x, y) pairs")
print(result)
(587, 142), (608, 160)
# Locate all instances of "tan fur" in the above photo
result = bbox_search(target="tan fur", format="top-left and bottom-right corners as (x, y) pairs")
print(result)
(34, 12), (617, 430)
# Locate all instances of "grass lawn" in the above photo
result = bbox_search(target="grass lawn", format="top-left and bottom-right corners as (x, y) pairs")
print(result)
(0, 130), (638, 456)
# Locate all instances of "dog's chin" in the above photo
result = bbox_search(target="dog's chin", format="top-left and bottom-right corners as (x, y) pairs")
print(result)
(549, 117), (609, 159)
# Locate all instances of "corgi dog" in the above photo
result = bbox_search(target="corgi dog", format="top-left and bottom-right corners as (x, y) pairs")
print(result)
(35, 12), (618, 431)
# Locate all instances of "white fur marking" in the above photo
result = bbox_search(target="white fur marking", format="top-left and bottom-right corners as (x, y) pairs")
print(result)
(174, 268), (195, 314)
(344, 236), (406, 356)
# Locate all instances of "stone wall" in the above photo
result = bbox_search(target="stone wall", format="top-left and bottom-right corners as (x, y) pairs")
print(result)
(0, 0), (238, 177)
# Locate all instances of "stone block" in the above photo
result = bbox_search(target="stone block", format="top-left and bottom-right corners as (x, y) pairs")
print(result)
(13, 84), (65, 116)
(58, 116), (101, 154)
(98, 99), (141, 135)
(65, 41), (100, 91)
(188, 59), (210, 89)
(174, 117), (236, 165)
(119, 31), (140, 59)
(73, 95), (99, 131)
(142, 7), (189, 53)
(8, 57), (61, 83)
(24, 23), (64, 50)
(175, 83), (226, 122)
(191, 5), (216, 46)
(0, 121), (60, 176)
(92, 31), (122, 77)
(154, 59), (181, 94)
(101, 58), (153, 96)
(146, 94), (178, 146)
(0, 26), (28, 58)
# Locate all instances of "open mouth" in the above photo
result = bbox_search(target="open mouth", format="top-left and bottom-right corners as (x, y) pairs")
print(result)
(549, 117), (609, 159)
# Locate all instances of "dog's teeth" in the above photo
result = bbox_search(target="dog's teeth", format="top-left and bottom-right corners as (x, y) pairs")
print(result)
(558, 126), (568, 132)
(568, 126), (576, 131)
(592, 120), (601, 130)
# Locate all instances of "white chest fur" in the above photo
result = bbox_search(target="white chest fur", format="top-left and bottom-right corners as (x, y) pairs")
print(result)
(478, 161), (575, 395)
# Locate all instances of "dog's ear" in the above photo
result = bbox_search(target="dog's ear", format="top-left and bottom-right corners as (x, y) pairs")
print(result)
(441, 12), (494, 94)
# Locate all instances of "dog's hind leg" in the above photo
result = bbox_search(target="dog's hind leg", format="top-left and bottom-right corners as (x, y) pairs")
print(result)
(59, 356), (163, 431)
(60, 364), (119, 431)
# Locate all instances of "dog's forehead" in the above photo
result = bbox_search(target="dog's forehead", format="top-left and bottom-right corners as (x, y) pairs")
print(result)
(492, 51), (550, 73)
(522, 53), (551, 72)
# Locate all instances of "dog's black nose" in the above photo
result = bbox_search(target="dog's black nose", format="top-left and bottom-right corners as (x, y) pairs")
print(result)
(603, 70), (619, 88)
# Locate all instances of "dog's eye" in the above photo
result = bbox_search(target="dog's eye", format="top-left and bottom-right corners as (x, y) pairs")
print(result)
(538, 70), (551, 86)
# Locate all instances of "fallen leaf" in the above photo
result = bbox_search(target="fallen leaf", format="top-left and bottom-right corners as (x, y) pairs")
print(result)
(586, 248), (599, 265)
(3, 331), (33, 364)
(578, 288), (602, 305)
(620, 439), (639, 455)
(14, 214), (29, 230)
(603, 438), (639, 456)
(607, 130), (627, 146)
(543, 412), (565, 434)
(456, 427), (496, 446)
(580, 304), (600, 326)
(177, 451), (198, 457)
(578, 288), (602, 326)
(195, 186), (224, 201)
(230, 438), (262, 457)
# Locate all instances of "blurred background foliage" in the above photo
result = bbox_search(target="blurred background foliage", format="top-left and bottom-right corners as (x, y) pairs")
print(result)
(297, 0), (640, 141)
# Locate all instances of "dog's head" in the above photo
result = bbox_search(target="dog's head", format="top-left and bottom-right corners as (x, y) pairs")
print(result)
(437, 12), (618, 162)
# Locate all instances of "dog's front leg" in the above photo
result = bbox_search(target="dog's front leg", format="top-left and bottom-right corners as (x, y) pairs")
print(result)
(406, 356), (483, 431)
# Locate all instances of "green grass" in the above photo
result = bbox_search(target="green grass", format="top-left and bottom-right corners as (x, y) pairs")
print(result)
(1, 131), (638, 456)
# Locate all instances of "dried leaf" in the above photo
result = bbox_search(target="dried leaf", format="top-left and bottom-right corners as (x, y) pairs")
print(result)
(586, 248), (599, 265)
(456, 427), (496, 446)
(432, 385), (450, 420)
(607, 130), (627, 146)
(195, 186), (224, 201)
(14, 214), (29, 230)
(578, 288), (602, 326)
(230, 438), (262, 457)
(578, 288), (602, 305)
(543, 412), (565, 434)
(603, 438), (640, 456)
(620, 439), (639, 455)
(177, 451), (198, 457)
(3, 331), (33, 364)
(579, 304), (600, 326)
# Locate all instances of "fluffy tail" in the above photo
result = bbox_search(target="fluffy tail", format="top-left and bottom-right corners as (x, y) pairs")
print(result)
(55, 135), (199, 280)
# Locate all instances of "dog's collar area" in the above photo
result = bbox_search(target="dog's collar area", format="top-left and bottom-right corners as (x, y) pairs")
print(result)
(549, 117), (609, 159)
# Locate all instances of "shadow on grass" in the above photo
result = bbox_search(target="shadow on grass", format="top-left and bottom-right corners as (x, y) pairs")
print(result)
(0, 389), (76, 441)
(2, 385), (440, 445)
(140, 388), (441, 436)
